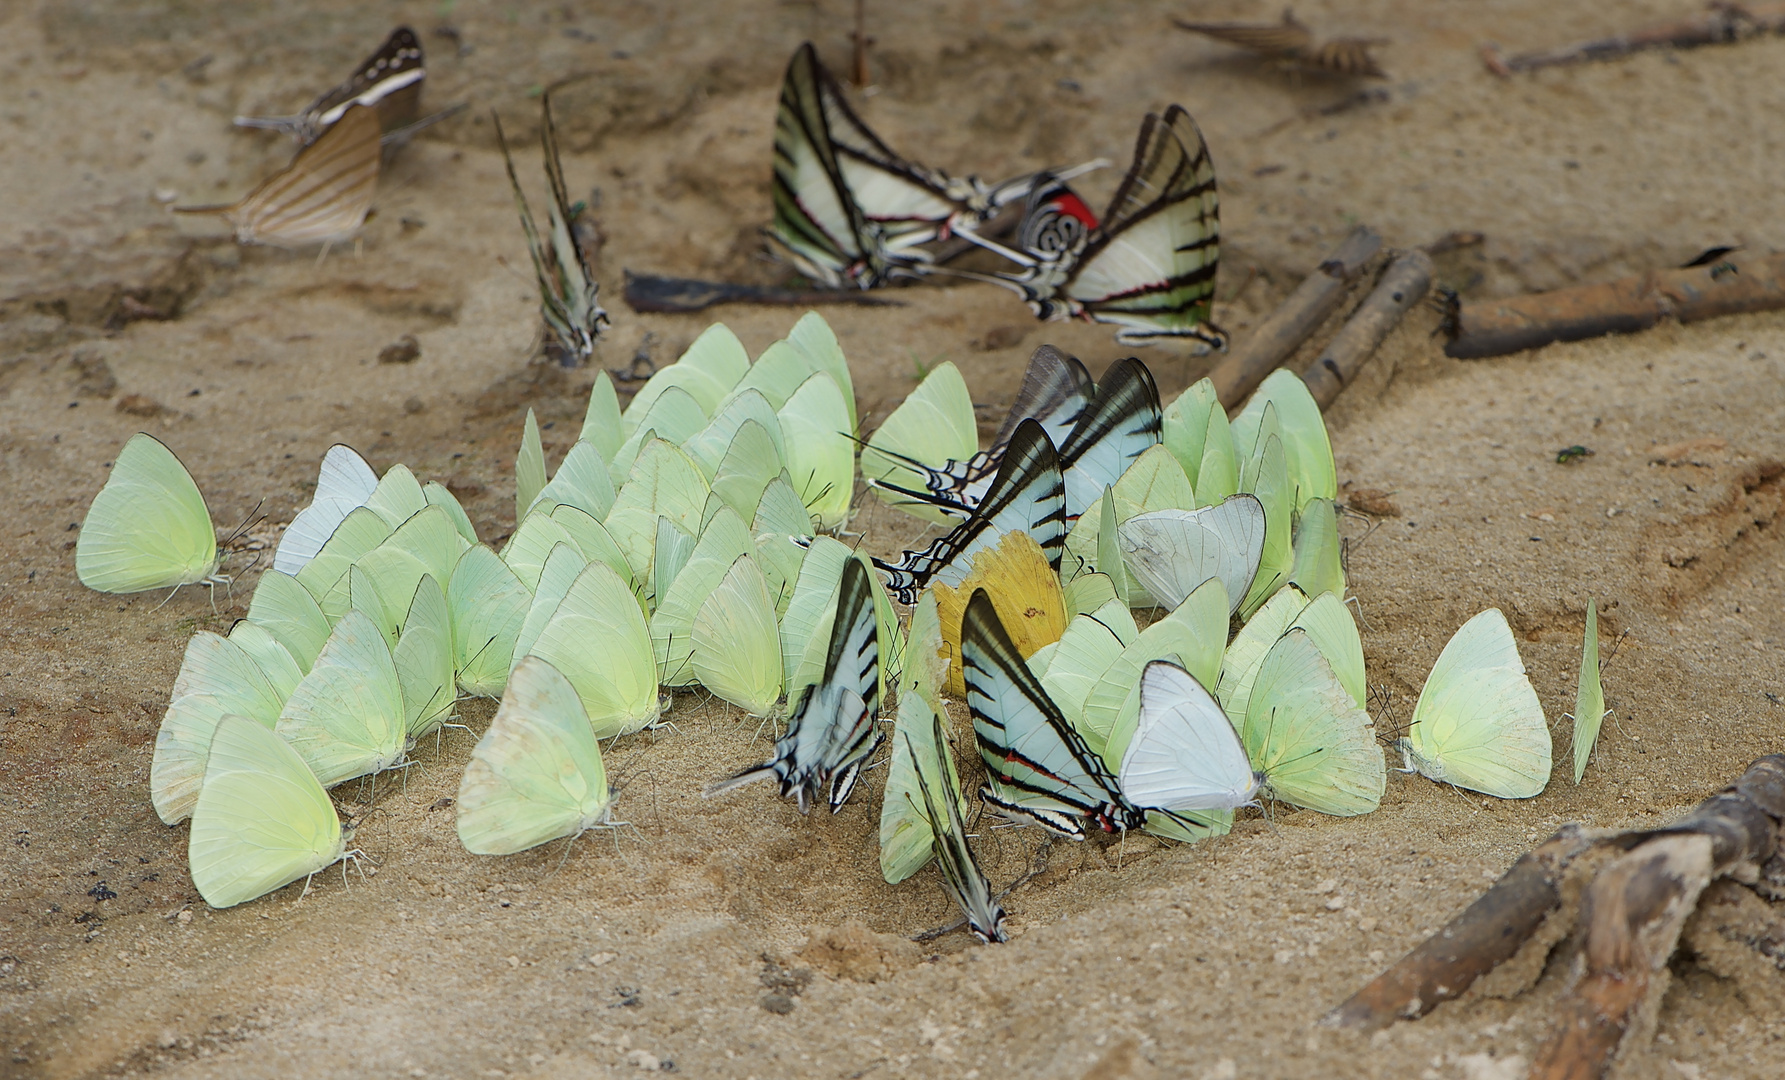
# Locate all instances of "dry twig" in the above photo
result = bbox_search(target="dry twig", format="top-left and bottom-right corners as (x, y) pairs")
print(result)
(1443, 250), (1785, 359)
(1301, 250), (1433, 410)
(1324, 754), (1785, 1079)
(1207, 225), (1381, 409)
(1483, 3), (1785, 75)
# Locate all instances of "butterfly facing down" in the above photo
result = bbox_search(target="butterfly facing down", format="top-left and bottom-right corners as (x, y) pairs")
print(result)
(177, 104), (382, 249)
(1173, 10), (1388, 80)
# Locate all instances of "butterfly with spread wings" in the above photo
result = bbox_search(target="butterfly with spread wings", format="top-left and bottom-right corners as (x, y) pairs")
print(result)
(494, 93), (610, 368)
(871, 356), (1161, 523)
(769, 42), (1102, 289)
(234, 27), (461, 146)
(958, 106), (1226, 349)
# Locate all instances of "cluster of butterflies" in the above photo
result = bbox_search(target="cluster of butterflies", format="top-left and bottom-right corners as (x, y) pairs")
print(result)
(75, 313), (1610, 934)
(176, 28), (461, 250)
(766, 44), (1226, 348)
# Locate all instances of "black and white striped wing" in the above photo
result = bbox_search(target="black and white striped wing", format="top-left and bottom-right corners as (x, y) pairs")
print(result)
(235, 26), (426, 143)
(872, 420), (1066, 604)
(1065, 106), (1224, 348)
(495, 95), (609, 367)
(709, 559), (882, 812)
(904, 710), (1008, 943)
(769, 44), (880, 288)
(961, 591), (1144, 838)
(880, 345), (1094, 516)
(1056, 358), (1164, 518)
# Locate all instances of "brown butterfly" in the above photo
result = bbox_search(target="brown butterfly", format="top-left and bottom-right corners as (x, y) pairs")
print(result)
(1174, 9), (1388, 79)
(234, 27), (427, 144)
(177, 104), (381, 249)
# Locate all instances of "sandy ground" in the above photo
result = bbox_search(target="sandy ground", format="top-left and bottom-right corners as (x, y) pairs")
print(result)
(3, 1), (1784, 1077)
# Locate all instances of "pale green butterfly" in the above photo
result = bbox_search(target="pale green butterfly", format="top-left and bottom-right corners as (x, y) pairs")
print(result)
(880, 592), (959, 883)
(294, 506), (391, 606)
(861, 361), (978, 525)
(515, 408), (547, 526)
(682, 389), (786, 479)
(1395, 608), (1551, 799)
(525, 439), (617, 523)
(76, 433), (223, 594)
(511, 543), (591, 672)
(621, 322), (749, 435)
(520, 559), (660, 739)
(602, 438), (710, 590)
(1570, 600), (1606, 784)
(226, 621), (303, 701)
(777, 372), (855, 532)
(150, 630), (288, 825)
(778, 536), (853, 696)
(1236, 429), (1291, 620)
(245, 570), (331, 673)
(726, 338), (821, 412)
(350, 505), (469, 638)
(580, 371), (624, 462)
(651, 508), (752, 685)
(1243, 629), (1384, 816)
(1062, 571), (1119, 619)
(274, 610), (408, 788)
(188, 716), (350, 908)
(363, 462), (429, 530)
(394, 575), (457, 740)
(1160, 378), (1238, 507)
(751, 473), (815, 613)
(709, 419), (786, 526)
(691, 554), (785, 717)
(1230, 368), (1336, 510)
(1216, 585), (1364, 734)
(610, 386), (710, 488)
(456, 655), (618, 855)
(1035, 600), (1138, 727)
(1095, 484), (1129, 606)
(786, 311), (858, 430)
(651, 516), (697, 607)
(447, 545), (531, 698)
(423, 480), (479, 545)
(1287, 497), (1344, 601)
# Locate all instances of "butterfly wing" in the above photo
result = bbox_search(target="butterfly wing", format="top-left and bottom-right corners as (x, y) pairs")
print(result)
(455, 656), (613, 855)
(905, 710), (1009, 943)
(872, 420), (1067, 603)
(188, 717), (344, 908)
(1119, 494), (1265, 611)
(691, 555), (785, 717)
(226, 104), (381, 247)
(76, 433), (218, 594)
(1243, 630), (1384, 816)
(1120, 660), (1258, 812)
(769, 44), (876, 287)
(861, 361), (980, 523)
(274, 610), (408, 787)
(447, 545), (531, 698)
(149, 632), (290, 825)
(525, 560), (660, 739)
(1571, 600), (1606, 784)
(1066, 106), (1223, 347)
(394, 575), (456, 739)
(961, 590), (1142, 837)
(272, 444), (378, 576)
(1406, 609), (1550, 798)
(777, 372), (855, 531)
(1056, 358), (1165, 518)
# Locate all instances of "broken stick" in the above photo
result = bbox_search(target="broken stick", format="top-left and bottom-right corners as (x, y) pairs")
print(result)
(1484, 4), (1785, 75)
(1324, 754), (1785, 1076)
(1208, 225), (1382, 409)
(1443, 250), (1785, 359)
(1302, 249), (1432, 410)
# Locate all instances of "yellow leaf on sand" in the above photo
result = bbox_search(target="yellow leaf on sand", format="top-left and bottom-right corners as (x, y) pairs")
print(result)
(934, 531), (1066, 698)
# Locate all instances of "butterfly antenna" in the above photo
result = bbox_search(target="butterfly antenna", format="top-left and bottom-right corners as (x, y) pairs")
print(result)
(1599, 628), (1633, 673)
